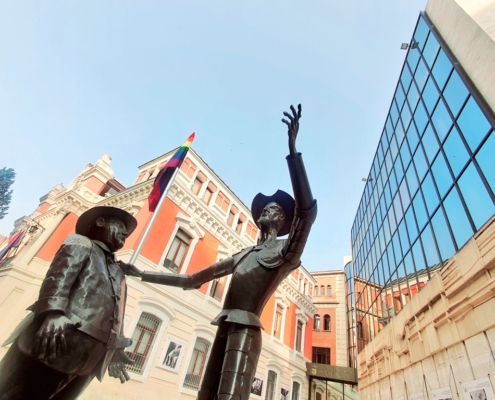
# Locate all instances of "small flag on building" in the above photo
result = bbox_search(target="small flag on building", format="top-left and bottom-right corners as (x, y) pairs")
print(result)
(148, 133), (195, 212)
(0, 230), (25, 262)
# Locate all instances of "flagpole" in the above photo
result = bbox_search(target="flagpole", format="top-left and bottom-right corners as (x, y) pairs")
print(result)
(129, 167), (181, 265)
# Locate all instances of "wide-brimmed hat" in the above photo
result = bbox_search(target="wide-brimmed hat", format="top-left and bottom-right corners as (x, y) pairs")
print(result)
(251, 190), (295, 237)
(76, 206), (138, 237)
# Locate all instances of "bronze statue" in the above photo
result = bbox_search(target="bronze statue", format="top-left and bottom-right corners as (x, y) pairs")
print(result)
(130, 104), (317, 400)
(0, 207), (138, 400)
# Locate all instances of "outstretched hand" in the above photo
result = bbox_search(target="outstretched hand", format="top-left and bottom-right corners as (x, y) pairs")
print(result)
(281, 104), (302, 156)
(118, 261), (142, 278)
(34, 314), (81, 361)
(109, 350), (134, 384)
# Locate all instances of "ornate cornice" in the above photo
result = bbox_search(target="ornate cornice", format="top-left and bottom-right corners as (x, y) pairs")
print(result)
(280, 278), (318, 317)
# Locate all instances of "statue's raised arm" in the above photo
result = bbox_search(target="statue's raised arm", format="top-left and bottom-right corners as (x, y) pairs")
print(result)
(282, 103), (302, 156)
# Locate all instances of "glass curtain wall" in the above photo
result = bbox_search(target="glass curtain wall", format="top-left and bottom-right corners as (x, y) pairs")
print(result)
(349, 12), (495, 352)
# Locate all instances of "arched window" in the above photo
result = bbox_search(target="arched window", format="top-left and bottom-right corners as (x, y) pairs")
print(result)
(320, 285), (324, 294)
(327, 285), (332, 296)
(163, 229), (192, 273)
(357, 322), (364, 339)
(313, 314), (320, 330)
(126, 312), (162, 375)
(266, 371), (278, 400)
(183, 337), (212, 390)
(323, 315), (331, 331)
(314, 286), (319, 296)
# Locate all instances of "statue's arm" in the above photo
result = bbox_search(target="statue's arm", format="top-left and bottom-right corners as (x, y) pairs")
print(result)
(281, 105), (318, 265)
(141, 257), (235, 290)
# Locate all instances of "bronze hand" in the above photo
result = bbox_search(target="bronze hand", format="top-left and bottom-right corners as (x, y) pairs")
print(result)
(281, 104), (302, 156)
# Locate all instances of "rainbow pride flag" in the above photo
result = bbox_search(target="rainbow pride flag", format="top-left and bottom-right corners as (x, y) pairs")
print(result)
(148, 133), (195, 212)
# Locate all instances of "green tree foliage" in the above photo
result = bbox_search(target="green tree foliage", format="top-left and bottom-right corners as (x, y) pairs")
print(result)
(0, 168), (16, 220)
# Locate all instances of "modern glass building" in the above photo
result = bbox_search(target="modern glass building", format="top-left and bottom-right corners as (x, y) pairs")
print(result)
(348, 10), (495, 355)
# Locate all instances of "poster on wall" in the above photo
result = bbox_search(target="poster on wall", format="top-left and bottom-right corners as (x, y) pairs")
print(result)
(251, 373), (264, 398)
(157, 335), (187, 373)
(410, 393), (425, 400)
(280, 384), (290, 400)
(462, 377), (495, 400)
(432, 386), (454, 400)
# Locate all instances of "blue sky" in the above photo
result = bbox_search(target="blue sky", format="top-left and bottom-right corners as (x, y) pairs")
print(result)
(0, 0), (427, 271)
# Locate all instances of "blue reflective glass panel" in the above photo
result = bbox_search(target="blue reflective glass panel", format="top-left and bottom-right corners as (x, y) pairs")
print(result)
(402, 101), (412, 130)
(413, 146), (428, 182)
(399, 178), (411, 209)
(396, 85), (406, 111)
(400, 140), (412, 169)
(392, 231), (402, 265)
(396, 120), (405, 148)
(431, 208), (455, 261)
(390, 136), (399, 161)
(412, 238), (426, 272)
(398, 218), (410, 253)
(444, 126), (470, 177)
(395, 156), (405, 183)
(476, 133), (495, 195)
(414, 17), (430, 50)
(414, 103), (428, 136)
(421, 224), (440, 268)
(422, 31), (440, 68)
(407, 49), (420, 73)
(422, 123), (439, 163)
(394, 192), (404, 223)
(414, 60), (429, 92)
(407, 84), (420, 113)
(422, 172), (439, 215)
(458, 162), (495, 229)
(407, 123), (419, 154)
(406, 163), (419, 197)
(432, 49), (452, 91)
(401, 66), (413, 94)
(386, 117), (394, 142)
(404, 250), (415, 275)
(443, 187), (473, 249)
(405, 205), (418, 242)
(423, 76), (439, 114)
(458, 97), (492, 152)
(413, 192), (428, 230)
(389, 168), (398, 196)
(432, 152), (452, 198)
(432, 100), (452, 141)
(390, 101), (399, 127)
(443, 70), (469, 119)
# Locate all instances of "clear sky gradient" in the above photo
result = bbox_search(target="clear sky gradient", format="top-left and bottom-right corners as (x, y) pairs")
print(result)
(0, 0), (427, 271)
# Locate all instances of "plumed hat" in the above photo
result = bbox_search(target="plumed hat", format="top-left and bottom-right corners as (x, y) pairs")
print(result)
(76, 206), (138, 237)
(251, 190), (295, 237)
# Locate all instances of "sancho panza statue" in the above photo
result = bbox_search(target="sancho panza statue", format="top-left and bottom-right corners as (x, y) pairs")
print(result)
(0, 206), (138, 400)
(133, 104), (317, 400)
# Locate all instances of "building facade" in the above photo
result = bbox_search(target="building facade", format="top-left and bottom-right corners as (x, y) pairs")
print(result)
(0, 149), (317, 400)
(310, 261), (350, 368)
(348, 0), (495, 397)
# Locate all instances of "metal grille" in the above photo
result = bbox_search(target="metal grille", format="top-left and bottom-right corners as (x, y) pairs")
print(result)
(183, 337), (211, 390)
(125, 312), (161, 374)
